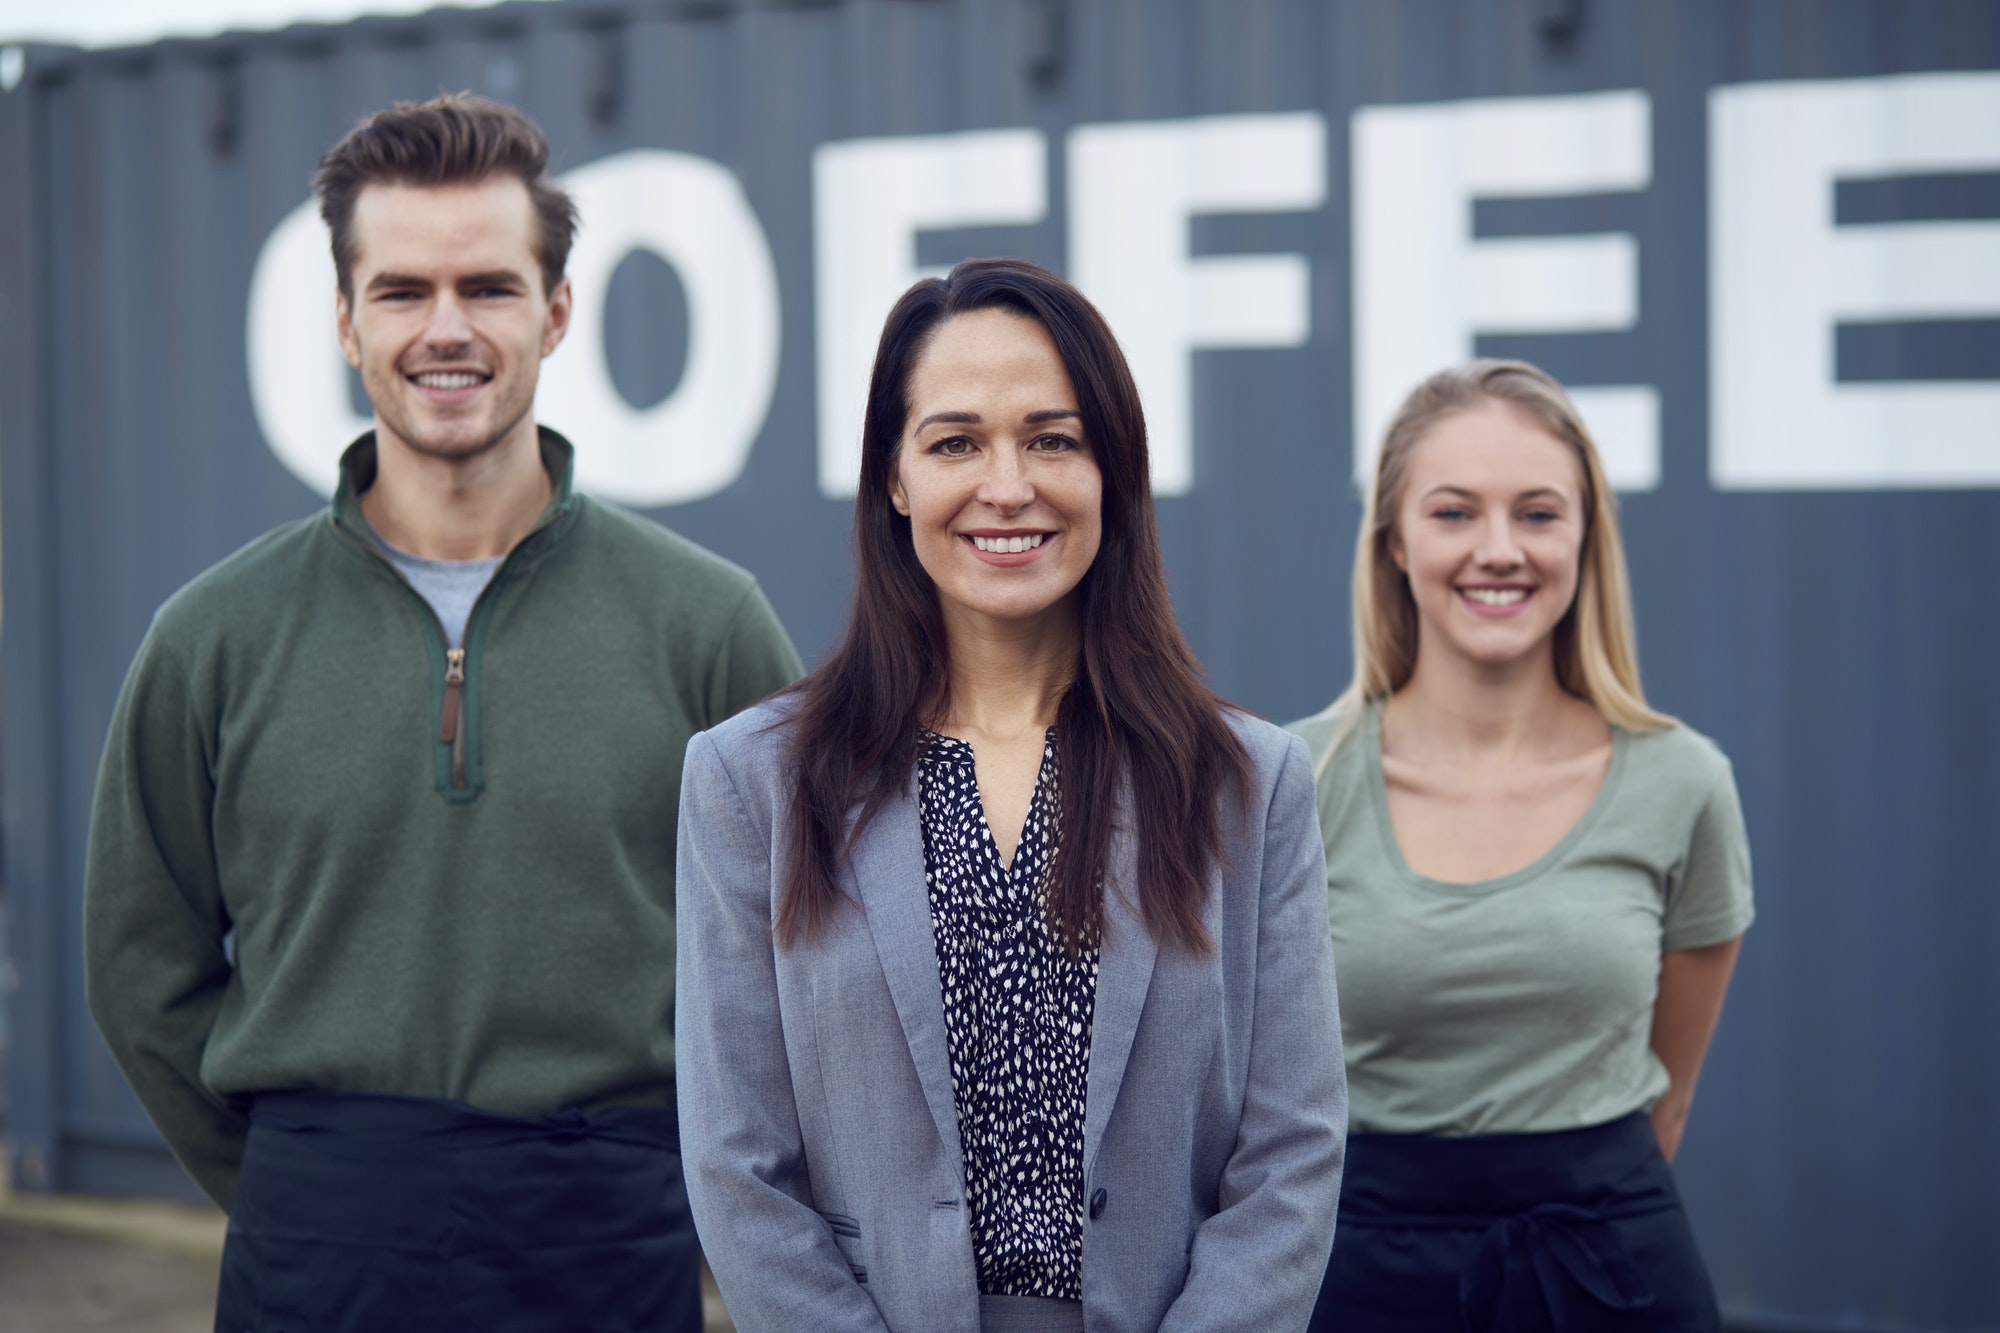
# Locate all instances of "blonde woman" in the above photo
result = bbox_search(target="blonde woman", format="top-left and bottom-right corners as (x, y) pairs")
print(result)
(1292, 360), (1750, 1331)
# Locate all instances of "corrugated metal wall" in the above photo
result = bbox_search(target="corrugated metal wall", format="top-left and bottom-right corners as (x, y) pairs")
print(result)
(2, 1), (1996, 1328)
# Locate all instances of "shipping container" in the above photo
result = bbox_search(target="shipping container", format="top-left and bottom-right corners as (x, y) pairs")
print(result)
(2, 1), (1997, 1328)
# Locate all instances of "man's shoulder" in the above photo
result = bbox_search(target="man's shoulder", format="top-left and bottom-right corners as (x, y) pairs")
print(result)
(572, 495), (759, 595)
(149, 512), (330, 646)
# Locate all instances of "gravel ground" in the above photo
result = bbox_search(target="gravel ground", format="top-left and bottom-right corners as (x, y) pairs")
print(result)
(0, 1220), (217, 1333)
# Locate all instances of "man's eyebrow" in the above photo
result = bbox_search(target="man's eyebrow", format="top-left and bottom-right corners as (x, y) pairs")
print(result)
(915, 411), (980, 431)
(364, 272), (431, 293)
(460, 271), (528, 288)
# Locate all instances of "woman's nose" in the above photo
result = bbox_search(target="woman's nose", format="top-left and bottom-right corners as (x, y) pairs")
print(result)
(977, 445), (1035, 511)
(1475, 516), (1524, 567)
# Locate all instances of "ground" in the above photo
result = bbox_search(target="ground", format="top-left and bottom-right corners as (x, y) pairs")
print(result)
(0, 1221), (217, 1333)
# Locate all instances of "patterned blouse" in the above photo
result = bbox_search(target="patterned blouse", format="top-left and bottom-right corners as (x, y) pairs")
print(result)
(918, 729), (1100, 1300)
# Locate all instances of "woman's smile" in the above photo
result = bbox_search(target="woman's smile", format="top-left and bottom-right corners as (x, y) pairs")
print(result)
(965, 530), (1055, 564)
(1456, 583), (1535, 614)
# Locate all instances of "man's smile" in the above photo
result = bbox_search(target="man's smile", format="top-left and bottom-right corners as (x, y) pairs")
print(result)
(410, 370), (489, 390)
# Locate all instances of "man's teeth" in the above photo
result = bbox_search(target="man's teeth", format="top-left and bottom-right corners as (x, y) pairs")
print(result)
(971, 534), (1047, 554)
(1462, 587), (1528, 606)
(414, 372), (484, 390)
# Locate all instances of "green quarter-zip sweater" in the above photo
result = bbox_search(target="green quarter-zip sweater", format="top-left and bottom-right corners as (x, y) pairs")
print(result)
(83, 429), (802, 1210)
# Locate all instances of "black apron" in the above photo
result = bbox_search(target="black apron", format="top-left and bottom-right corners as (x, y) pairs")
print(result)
(215, 1090), (702, 1333)
(1310, 1112), (1722, 1333)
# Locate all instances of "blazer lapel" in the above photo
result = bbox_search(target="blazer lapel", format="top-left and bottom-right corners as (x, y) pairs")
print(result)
(846, 778), (966, 1177)
(1084, 809), (1158, 1173)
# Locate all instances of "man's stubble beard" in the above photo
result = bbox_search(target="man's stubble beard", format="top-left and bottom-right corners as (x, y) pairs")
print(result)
(360, 357), (536, 465)
(379, 402), (533, 463)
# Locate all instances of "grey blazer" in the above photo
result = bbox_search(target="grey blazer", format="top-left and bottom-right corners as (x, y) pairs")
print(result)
(675, 699), (1346, 1333)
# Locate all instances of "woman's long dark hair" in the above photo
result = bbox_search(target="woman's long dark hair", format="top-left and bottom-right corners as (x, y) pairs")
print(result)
(777, 258), (1251, 954)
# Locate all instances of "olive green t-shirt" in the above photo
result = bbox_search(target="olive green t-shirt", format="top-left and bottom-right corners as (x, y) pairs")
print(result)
(1287, 700), (1754, 1136)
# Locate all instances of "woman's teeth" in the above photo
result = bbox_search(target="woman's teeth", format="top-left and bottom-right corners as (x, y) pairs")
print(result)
(971, 534), (1046, 554)
(1462, 587), (1528, 606)
(414, 372), (484, 390)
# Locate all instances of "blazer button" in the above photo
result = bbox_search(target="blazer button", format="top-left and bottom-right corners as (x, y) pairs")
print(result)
(1088, 1188), (1107, 1220)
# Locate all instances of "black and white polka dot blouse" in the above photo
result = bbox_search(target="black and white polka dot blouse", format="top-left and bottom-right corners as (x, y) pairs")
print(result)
(919, 729), (1100, 1301)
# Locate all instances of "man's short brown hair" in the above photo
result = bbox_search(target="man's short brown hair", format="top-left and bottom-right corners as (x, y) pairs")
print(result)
(313, 92), (579, 300)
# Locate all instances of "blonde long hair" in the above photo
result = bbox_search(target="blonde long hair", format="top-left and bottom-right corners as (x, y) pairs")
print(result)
(1305, 360), (1673, 763)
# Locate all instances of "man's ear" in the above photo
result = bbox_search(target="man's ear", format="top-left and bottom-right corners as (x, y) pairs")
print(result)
(336, 288), (362, 369)
(541, 275), (573, 357)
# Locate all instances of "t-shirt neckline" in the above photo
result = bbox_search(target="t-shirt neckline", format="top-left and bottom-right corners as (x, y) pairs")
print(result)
(1362, 696), (1629, 896)
(375, 534), (508, 574)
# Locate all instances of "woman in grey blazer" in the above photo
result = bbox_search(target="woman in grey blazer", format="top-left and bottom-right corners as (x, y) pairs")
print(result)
(675, 258), (1346, 1333)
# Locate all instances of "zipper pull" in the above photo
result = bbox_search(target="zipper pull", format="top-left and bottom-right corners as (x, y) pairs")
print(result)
(440, 647), (466, 744)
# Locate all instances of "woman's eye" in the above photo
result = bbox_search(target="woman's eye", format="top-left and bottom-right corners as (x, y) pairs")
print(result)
(1431, 507), (1469, 522)
(1522, 509), (1560, 525)
(929, 436), (974, 457)
(1030, 433), (1079, 453)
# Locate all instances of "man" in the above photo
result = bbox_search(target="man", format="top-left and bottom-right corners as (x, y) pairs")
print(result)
(83, 94), (800, 1331)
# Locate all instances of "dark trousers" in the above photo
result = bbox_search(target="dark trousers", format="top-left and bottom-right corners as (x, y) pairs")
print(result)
(1309, 1113), (1722, 1333)
(215, 1090), (703, 1333)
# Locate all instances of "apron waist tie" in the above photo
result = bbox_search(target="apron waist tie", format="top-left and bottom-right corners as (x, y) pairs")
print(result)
(1458, 1199), (1664, 1332)
(1340, 1196), (1667, 1331)
(246, 1089), (680, 1159)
